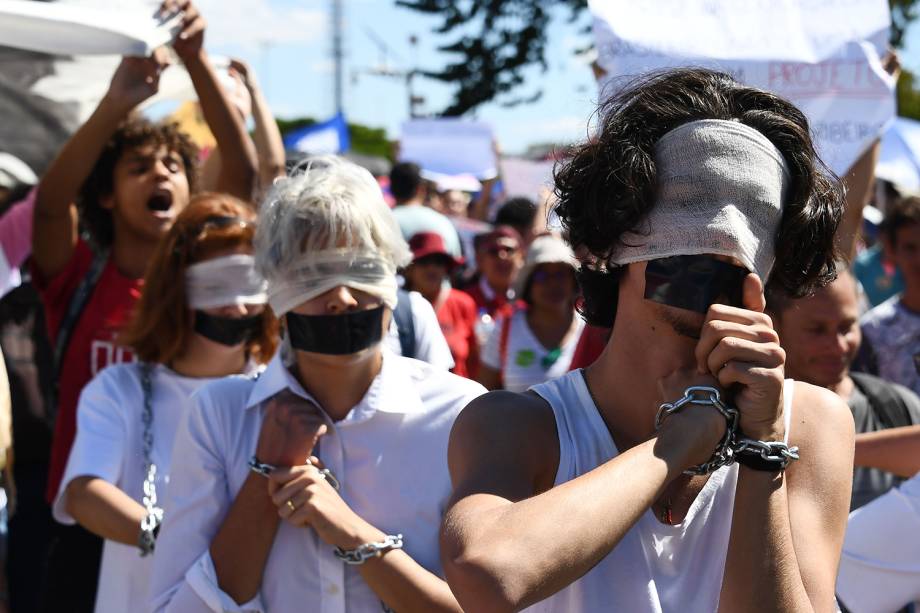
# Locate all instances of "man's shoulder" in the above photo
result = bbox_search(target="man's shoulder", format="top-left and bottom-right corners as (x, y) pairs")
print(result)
(789, 380), (855, 449)
(451, 389), (556, 449)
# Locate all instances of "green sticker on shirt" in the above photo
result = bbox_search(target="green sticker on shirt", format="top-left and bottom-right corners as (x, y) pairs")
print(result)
(515, 349), (536, 367)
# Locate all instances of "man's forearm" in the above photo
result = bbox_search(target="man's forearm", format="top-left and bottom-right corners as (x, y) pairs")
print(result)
(855, 425), (920, 477)
(443, 435), (692, 612)
(36, 95), (128, 219)
(719, 469), (813, 612)
(248, 84), (286, 190)
(33, 96), (129, 276)
(209, 473), (280, 605)
(184, 51), (257, 200)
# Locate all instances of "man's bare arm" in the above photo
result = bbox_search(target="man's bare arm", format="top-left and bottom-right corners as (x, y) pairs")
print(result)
(441, 391), (723, 613)
(837, 140), (879, 262)
(719, 383), (854, 612)
(855, 424), (920, 477)
(170, 1), (257, 201)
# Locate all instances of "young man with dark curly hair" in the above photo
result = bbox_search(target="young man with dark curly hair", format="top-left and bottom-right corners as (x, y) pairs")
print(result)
(440, 68), (855, 612)
(30, 2), (256, 610)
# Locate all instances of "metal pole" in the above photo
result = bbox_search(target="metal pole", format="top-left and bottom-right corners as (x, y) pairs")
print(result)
(332, 0), (344, 115)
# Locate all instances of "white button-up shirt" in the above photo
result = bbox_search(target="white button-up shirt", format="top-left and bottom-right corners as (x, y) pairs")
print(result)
(148, 349), (485, 613)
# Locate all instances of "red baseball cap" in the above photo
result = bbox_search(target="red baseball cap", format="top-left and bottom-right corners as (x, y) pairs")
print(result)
(408, 231), (465, 269)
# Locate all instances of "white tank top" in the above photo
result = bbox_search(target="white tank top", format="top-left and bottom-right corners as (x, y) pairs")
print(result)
(525, 370), (795, 613)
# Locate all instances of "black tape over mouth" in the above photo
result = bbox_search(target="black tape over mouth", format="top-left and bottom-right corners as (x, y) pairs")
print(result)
(644, 254), (748, 314)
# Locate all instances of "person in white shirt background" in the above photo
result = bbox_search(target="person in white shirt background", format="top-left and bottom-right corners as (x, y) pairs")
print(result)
(477, 234), (584, 392)
(53, 193), (276, 613)
(148, 155), (485, 612)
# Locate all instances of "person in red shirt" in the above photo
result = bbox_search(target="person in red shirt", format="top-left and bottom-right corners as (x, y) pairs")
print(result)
(31, 3), (257, 610)
(404, 232), (479, 378)
(462, 225), (524, 320)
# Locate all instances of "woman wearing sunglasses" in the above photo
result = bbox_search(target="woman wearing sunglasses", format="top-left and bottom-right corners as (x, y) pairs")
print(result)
(477, 234), (584, 392)
(52, 193), (276, 612)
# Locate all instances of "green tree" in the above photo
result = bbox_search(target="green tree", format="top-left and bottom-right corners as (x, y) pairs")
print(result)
(396, 0), (586, 116)
(399, 0), (919, 117)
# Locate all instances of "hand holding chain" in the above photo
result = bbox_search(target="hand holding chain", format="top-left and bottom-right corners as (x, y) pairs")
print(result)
(248, 455), (341, 490)
(655, 386), (799, 474)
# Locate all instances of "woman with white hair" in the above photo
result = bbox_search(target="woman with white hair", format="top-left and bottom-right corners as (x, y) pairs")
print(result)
(148, 156), (485, 612)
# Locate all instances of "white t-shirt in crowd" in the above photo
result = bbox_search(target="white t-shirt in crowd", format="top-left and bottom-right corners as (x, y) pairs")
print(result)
(481, 308), (584, 392)
(148, 350), (485, 613)
(837, 471), (920, 613)
(384, 289), (454, 370)
(53, 363), (243, 613)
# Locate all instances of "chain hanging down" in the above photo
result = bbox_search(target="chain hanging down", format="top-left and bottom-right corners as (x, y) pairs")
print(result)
(138, 363), (164, 556)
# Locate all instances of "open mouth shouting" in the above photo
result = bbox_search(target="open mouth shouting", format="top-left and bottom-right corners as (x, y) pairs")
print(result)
(147, 189), (174, 214)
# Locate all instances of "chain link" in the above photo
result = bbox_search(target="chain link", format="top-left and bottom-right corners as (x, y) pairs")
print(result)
(138, 364), (163, 556)
(655, 386), (739, 475)
(734, 438), (800, 468)
(334, 534), (404, 565)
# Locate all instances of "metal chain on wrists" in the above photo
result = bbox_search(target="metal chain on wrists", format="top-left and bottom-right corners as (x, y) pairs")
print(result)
(334, 534), (404, 565)
(733, 437), (800, 469)
(656, 386), (799, 474)
(138, 363), (164, 556)
(656, 386), (740, 475)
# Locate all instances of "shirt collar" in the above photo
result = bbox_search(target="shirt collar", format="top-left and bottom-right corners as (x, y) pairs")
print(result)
(245, 348), (425, 418)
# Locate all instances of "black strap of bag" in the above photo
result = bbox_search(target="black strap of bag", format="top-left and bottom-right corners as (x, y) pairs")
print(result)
(392, 288), (416, 359)
(47, 250), (108, 421)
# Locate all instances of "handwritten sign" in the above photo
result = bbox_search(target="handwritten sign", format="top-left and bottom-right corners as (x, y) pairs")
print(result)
(589, 0), (895, 175)
(399, 119), (497, 180)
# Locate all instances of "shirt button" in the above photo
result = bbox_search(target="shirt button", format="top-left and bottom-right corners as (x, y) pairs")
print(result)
(326, 583), (340, 595)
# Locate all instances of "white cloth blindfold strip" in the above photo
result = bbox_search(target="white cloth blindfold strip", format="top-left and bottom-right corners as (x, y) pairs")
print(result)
(185, 254), (268, 310)
(267, 251), (398, 316)
(611, 119), (790, 281)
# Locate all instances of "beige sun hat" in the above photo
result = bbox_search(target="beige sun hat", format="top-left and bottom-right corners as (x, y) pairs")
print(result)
(514, 233), (578, 298)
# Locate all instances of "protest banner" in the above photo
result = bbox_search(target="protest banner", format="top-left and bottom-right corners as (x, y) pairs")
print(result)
(500, 157), (555, 201)
(877, 117), (920, 192)
(589, 0), (896, 176)
(399, 119), (497, 180)
(0, 0), (178, 57)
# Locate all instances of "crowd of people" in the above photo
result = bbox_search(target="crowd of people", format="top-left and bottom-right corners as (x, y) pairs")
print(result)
(0, 2), (918, 612)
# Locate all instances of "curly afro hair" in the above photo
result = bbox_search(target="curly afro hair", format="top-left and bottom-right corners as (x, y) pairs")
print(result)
(78, 115), (199, 249)
(553, 68), (844, 327)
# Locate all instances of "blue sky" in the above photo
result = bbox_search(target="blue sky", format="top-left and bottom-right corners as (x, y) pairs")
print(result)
(198, 0), (919, 155)
(198, 0), (596, 155)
